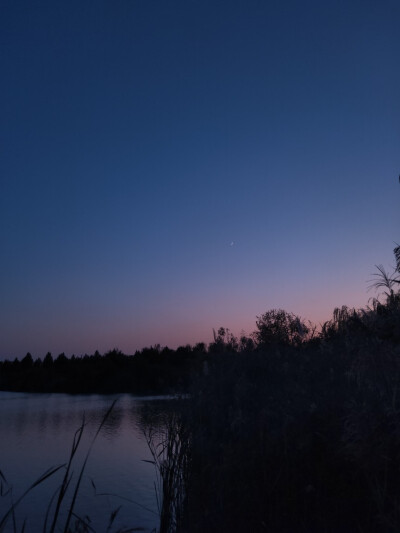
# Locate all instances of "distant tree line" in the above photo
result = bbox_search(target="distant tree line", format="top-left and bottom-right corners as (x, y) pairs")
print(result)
(0, 345), (207, 394)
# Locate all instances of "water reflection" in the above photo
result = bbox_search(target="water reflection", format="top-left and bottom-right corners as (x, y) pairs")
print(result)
(0, 392), (175, 533)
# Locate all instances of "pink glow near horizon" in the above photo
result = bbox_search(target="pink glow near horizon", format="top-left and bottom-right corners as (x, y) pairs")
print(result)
(1, 1), (398, 360)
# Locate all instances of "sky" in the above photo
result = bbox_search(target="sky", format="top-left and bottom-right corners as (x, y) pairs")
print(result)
(1, 0), (399, 359)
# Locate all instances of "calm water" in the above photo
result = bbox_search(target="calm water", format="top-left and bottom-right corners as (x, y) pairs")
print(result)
(0, 392), (173, 532)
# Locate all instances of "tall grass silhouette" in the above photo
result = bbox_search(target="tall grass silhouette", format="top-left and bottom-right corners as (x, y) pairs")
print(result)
(144, 409), (189, 533)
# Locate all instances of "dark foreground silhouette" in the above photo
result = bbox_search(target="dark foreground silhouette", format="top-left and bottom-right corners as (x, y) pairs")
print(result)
(154, 247), (400, 533)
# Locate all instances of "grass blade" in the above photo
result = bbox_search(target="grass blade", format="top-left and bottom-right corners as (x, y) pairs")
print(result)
(49, 420), (85, 533)
(0, 465), (65, 533)
(62, 400), (117, 533)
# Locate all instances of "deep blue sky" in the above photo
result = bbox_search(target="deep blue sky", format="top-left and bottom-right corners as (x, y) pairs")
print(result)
(1, 0), (399, 358)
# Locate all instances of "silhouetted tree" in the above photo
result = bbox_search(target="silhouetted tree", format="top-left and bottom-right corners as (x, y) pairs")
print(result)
(239, 334), (255, 352)
(21, 352), (33, 368)
(55, 352), (68, 368)
(254, 309), (310, 347)
(193, 342), (206, 353)
(43, 352), (53, 368)
(209, 327), (238, 354)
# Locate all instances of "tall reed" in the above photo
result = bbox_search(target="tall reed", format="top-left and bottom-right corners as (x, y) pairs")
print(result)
(145, 407), (190, 533)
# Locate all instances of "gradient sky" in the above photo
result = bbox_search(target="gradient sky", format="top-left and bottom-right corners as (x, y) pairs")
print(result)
(1, 0), (399, 358)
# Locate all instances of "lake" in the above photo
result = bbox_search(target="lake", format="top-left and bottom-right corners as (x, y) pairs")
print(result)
(0, 392), (174, 532)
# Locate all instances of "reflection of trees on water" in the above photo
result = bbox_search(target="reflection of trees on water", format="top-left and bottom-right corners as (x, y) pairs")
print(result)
(135, 398), (183, 435)
(4, 399), (115, 439)
(95, 396), (180, 438)
(0, 393), (180, 444)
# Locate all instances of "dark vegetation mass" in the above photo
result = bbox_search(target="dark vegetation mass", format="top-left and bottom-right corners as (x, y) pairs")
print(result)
(155, 245), (400, 533)
(2, 245), (400, 532)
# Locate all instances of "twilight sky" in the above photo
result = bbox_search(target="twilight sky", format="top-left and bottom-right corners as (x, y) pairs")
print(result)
(1, 0), (399, 358)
